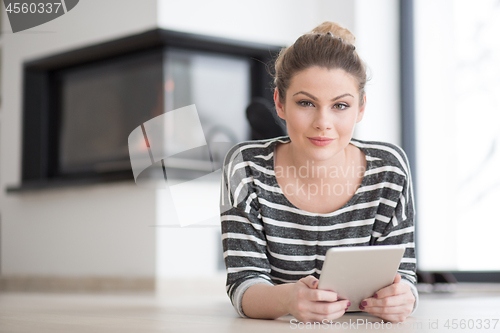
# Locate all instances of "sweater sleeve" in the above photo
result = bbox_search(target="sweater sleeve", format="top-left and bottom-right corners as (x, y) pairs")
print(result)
(220, 144), (274, 317)
(373, 153), (419, 315)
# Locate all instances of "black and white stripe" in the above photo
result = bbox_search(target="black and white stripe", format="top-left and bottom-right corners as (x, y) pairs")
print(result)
(220, 136), (418, 317)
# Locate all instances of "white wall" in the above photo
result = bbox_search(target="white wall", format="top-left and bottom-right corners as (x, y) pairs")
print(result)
(0, 0), (158, 278)
(2, 183), (156, 277)
(353, 0), (401, 146)
(158, 0), (321, 46)
(317, 0), (355, 32)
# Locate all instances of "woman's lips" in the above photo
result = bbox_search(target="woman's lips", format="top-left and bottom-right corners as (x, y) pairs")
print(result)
(308, 137), (334, 146)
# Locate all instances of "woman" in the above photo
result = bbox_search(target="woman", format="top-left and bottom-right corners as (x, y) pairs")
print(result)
(220, 22), (417, 323)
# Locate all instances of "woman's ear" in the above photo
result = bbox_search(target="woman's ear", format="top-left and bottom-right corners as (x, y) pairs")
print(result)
(274, 88), (286, 120)
(356, 95), (367, 123)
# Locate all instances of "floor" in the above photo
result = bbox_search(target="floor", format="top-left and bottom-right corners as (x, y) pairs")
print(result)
(1, 283), (500, 333)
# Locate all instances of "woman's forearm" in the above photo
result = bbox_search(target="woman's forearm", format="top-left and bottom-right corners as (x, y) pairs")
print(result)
(241, 283), (293, 319)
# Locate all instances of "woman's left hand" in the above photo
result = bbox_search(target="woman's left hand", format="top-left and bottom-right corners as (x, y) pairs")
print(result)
(358, 273), (415, 323)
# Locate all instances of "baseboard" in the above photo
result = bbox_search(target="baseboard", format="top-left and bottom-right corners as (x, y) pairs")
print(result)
(0, 275), (155, 293)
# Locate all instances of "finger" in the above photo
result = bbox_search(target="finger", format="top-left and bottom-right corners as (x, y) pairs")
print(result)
(307, 288), (339, 302)
(309, 299), (351, 315)
(364, 303), (411, 315)
(364, 301), (412, 323)
(393, 273), (401, 284)
(362, 293), (409, 308)
(300, 308), (346, 324)
(366, 311), (409, 323)
(368, 305), (413, 318)
(300, 275), (319, 289)
(363, 304), (399, 315)
(307, 306), (349, 322)
(373, 279), (410, 299)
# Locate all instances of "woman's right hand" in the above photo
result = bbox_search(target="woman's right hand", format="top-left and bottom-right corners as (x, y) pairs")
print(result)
(286, 275), (350, 323)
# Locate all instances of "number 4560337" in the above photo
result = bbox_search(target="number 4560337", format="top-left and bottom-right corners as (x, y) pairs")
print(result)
(444, 319), (498, 330)
(5, 2), (62, 14)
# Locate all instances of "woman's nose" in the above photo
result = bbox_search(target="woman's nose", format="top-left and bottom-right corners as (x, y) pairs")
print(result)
(313, 108), (333, 131)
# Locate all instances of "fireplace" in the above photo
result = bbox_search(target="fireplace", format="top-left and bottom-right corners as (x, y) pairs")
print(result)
(13, 29), (280, 191)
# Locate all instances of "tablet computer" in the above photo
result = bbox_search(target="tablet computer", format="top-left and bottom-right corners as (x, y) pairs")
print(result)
(318, 245), (405, 312)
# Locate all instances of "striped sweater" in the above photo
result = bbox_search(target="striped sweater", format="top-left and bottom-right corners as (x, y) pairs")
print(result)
(220, 136), (418, 318)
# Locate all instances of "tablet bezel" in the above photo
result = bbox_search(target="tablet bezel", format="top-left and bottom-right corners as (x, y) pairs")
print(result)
(318, 245), (406, 312)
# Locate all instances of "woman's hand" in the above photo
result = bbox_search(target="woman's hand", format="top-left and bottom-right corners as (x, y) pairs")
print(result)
(286, 275), (350, 323)
(358, 273), (415, 322)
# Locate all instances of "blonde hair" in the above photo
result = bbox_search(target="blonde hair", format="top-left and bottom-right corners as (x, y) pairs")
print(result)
(273, 21), (367, 105)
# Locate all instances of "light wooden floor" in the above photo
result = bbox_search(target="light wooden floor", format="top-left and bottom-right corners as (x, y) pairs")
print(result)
(1, 283), (500, 333)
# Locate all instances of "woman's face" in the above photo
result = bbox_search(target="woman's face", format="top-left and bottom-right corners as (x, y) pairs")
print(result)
(274, 66), (365, 162)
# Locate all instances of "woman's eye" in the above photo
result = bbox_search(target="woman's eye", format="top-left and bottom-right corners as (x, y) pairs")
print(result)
(297, 100), (314, 107)
(334, 103), (349, 110)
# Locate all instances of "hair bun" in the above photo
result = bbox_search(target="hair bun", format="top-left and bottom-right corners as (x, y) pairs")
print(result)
(310, 21), (355, 45)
